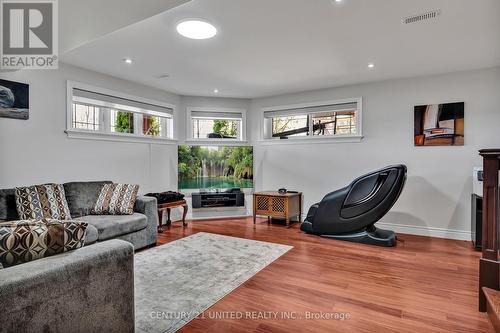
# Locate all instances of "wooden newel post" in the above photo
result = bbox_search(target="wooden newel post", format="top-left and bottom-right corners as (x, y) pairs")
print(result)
(479, 149), (500, 312)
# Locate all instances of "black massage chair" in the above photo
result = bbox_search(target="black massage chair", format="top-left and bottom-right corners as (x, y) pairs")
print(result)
(300, 165), (407, 247)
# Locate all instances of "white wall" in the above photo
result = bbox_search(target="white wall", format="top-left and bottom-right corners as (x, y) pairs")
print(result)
(177, 95), (252, 219)
(0, 63), (180, 194)
(2, 63), (499, 239)
(248, 67), (500, 239)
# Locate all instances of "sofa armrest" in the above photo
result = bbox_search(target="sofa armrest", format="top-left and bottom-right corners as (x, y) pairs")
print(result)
(134, 195), (158, 247)
(0, 240), (135, 333)
(134, 195), (157, 217)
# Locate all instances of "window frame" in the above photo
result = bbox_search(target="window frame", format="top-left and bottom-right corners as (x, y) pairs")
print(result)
(185, 107), (247, 144)
(72, 102), (101, 131)
(261, 97), (363, 144)
(66, 81), (177, 145)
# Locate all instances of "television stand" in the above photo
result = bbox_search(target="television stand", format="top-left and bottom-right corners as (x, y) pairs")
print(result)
(192, 190), (245, 209)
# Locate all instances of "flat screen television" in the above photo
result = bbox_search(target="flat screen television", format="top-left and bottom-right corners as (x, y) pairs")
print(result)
(178, 145), (253, 190)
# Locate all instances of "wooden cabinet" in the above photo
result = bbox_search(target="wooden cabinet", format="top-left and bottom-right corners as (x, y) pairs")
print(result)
(253, 191), (302, 226)
(478, 149), (500, 312)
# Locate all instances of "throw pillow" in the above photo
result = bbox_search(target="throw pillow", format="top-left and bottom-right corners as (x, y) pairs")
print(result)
(15, 184), (72, 220)
(92, 183), (139, 215)
(0, 219), (87, 268)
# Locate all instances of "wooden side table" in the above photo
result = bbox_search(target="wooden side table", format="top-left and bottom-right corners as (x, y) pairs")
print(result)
(157, 199), (188, 233)
(253, 191), (302, 226)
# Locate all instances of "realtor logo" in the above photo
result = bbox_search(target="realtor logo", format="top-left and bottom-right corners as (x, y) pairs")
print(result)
(1, 0), (58, 69)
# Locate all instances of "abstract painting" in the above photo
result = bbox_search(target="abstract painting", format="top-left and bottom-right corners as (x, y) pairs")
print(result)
(414, 102), (464, 146)
(0, 79), (29, 120)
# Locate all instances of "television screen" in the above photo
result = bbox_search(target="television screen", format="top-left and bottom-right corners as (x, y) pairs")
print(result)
(178, 145), (253, 190)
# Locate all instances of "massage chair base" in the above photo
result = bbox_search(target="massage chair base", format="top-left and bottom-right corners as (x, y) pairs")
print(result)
(302, 223), (396, 247)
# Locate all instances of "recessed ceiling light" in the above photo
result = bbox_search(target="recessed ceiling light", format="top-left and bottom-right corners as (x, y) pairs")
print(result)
(213, 89), (219, 93)
(335, 0), (342, 2)
(368, 63), (375, 69)
(123, 58), (133, 64)
(176, 20), (217, 40)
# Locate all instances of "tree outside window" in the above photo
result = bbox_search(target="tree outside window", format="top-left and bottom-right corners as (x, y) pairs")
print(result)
(143, 115), (161, 136)
(113, 111), (134, 133)
(213, 120), (238, 138)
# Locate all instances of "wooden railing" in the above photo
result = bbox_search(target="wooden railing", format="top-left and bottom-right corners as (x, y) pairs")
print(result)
(479, 149), (500, 312)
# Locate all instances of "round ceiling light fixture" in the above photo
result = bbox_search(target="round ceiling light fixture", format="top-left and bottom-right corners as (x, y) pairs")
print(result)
(176, 20), (217, 40)
(368, 63), (375, 69)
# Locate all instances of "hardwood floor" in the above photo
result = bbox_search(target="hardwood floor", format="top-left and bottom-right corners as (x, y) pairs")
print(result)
(156, 217), (493, 333)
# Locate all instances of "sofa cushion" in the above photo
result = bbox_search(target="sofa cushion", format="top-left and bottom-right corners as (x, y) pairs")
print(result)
(92, 183), (139, 215)
(0, 219), (87, 267)
(78, 213), (147, 241)
(84, 224), (99, 245)
(63, 181), (112, 218)
(0, 188), (18, 222)
(15, 184), (72, 220)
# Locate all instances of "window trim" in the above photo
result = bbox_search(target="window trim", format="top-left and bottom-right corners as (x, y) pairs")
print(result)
(261, 97), (363, 144)
(185, 107), (247, 144)
(66, 81), (177, 144)
(72, 102), (101, 131)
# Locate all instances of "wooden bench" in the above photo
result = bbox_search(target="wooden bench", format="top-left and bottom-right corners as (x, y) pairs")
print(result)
(157, 199), (188, 233)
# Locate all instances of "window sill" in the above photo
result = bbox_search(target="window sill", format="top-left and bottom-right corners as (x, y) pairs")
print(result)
(258, 135), (363, 146)
(184, 139), (248, 146)
(65, 129), (178, 145)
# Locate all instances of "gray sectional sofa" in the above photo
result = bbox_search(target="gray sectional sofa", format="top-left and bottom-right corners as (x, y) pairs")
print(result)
(0, 180), (158, 250)
(0, 240), (135, 333)
(0, 180), (159, 333)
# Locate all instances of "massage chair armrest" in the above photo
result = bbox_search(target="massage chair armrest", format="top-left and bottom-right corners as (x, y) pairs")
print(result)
(311, 186), (350, 227)
(305, 203), (320, 222)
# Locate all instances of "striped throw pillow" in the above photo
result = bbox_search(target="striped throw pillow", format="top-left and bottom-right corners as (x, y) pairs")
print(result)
(92, 183), (139, 215)
(0, 219), (87, 268)
(15, 184), (72, 220)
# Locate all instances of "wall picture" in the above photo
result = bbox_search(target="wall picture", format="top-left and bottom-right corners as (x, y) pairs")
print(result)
(414, 102), (464, 146)
(0, 79), (29, 120)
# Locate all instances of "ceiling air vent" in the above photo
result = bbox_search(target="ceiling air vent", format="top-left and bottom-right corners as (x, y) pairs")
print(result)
(403, 9), (441, 24)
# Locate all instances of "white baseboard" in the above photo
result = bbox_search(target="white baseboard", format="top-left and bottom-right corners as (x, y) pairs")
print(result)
(298, 214), (471, 241)
(190, 214), (251, 221)
(172, 210), (472, 241)
(377, 222), (472, 241)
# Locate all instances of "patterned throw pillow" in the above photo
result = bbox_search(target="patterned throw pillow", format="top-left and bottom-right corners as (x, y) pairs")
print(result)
(0, 219), (87, 268)
(15, 184), (72, 220)
(92, 183), (139, 215)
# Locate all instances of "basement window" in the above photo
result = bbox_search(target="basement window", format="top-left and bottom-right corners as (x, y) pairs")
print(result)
(262, 98), (362, 142)
(72, 103), (100, 131)
(66, 81), (175, 143)
(142, 114), (164, 137)
(186, 108), (247, 142)
(110, 110), (135, 134)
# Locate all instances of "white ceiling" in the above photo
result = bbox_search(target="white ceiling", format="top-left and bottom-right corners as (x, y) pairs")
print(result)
(61, 0), (500, 98)
(59, 0), (190, 53)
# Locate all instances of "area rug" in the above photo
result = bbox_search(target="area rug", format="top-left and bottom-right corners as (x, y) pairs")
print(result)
(134, 232), (292, 333)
